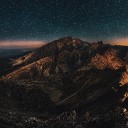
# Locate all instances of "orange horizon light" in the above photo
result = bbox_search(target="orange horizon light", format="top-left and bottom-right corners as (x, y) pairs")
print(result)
(110, 38), (128, 46)
(0, 40), (46, 49)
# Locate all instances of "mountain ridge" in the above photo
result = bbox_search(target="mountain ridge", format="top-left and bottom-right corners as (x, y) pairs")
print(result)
(0, 37), (128, 127)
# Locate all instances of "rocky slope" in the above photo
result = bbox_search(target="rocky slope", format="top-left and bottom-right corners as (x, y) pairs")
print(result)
(0, 37), (128, 127)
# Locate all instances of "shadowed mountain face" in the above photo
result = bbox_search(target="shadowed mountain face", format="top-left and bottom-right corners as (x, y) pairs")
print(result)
(0, 37), (128, 127)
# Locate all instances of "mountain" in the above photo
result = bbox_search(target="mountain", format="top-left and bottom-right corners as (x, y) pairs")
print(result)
(0, 37), (128, 127)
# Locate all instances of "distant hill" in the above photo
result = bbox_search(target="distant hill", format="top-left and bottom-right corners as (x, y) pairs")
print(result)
(0, 49), (33, 77)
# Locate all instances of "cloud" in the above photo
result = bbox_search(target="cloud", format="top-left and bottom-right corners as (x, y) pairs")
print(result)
(0, 40), (46, 49)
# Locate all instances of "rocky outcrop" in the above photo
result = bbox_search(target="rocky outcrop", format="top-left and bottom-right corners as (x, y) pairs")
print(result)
(120, 65), (128, 85)
(90, 49), (123, 70)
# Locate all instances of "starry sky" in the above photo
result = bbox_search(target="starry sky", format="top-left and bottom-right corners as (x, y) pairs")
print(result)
(0, 0), (128, 48)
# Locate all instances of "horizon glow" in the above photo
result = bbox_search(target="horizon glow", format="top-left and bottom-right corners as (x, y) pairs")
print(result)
(109, 38), (128, 46)
(0, 40), (46, 49)
(0, 37), (128, 49)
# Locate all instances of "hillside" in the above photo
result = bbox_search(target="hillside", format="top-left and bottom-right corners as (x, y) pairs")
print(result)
(0, 37), (128, 127)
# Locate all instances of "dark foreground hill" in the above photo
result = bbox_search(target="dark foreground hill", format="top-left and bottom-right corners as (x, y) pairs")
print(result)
(0, 37), (128, 128)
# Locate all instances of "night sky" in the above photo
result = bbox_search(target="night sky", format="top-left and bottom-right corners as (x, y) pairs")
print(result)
(0, 0), (128, 48)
